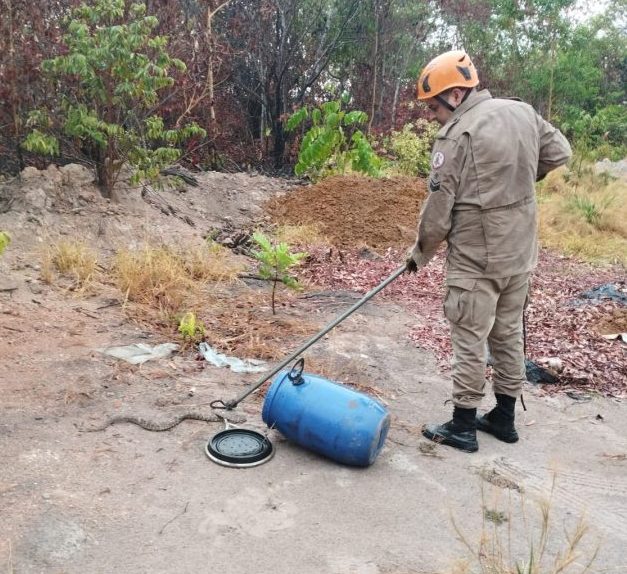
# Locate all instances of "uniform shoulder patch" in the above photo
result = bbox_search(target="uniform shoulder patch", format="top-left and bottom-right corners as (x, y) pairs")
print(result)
(432, 151), (445, 170)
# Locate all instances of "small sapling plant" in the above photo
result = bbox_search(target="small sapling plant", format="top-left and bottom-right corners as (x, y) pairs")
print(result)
(251, 232), (307, 314)
(0, 232), (10, 256)
(178, 311), (206, 346)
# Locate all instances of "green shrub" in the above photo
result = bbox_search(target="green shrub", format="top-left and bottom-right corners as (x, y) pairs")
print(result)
(382, 119), (438, 176)
(286, 94), (381, 181)
(560, 105), (627, 162)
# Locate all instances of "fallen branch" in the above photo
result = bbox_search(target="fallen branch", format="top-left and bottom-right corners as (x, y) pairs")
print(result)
(238, 273), (273, 282)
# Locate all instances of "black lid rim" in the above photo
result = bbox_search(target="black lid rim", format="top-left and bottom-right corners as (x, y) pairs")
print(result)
(206, 429), (275, 467)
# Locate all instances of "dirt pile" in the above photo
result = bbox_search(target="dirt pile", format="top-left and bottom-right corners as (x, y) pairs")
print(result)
(266, 175), (427, 249)
(0, 165), (294, 260)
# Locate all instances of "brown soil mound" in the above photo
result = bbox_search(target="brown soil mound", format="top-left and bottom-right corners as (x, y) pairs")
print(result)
(266, 175), (427, 249)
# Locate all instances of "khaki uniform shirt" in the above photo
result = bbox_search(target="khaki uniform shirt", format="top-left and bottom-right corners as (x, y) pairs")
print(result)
(411, 89), (571, 279)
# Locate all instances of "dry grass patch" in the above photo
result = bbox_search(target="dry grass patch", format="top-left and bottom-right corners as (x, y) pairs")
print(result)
(185, 241), (245, 282)
(450, 480), (599, 574)
(199, 288), (322, 362)
(109, 245), (317, 353)
(274, 223), (329, 246)
(40, 239), (98, 289)
(112, 243), (243, 317)
(538, 167), (627, 266)
(113, 246), (194, 315)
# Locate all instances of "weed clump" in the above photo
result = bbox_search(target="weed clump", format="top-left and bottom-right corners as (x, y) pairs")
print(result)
(450, 480), (599, 574)
(0, 231), (10, 256)
(566, 194), (615, 227)
(41, 239), (98, 289)
(177, 311), (206, 347)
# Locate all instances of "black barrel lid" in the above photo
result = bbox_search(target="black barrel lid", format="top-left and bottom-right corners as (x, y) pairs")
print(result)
(205, 428), (274, 468)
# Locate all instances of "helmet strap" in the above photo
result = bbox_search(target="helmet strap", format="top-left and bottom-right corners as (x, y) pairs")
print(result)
(435, 94), (456, 113)
(436, 88), (471, 113)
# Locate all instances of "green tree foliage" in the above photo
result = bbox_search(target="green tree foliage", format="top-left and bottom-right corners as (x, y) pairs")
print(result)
(251, 232), (307, 315)
(21, 0), (205, 200)
(328, 0), (434, 130)
(436, 0), (575, 104)
(434, 0), (626, 160)
(561, 105), (627, 163)
(1, 0), (625, 174)
(286, 95), (381, 181)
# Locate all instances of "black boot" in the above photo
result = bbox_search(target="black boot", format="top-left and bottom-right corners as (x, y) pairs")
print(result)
(476, 393), (519, 443)
(422, 406), (478, 453)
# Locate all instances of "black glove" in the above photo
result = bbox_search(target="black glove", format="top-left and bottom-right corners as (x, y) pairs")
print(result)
(405, 256), (418, 274)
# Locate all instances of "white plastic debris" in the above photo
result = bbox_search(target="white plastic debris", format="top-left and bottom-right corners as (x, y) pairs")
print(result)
(538, 356), (564, 372)
(601, 332), (627, 343)
(100, 343), (179, 365)
(198, 342), (267, 374)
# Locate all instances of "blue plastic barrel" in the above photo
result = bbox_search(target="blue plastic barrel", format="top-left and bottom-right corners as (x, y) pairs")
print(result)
(262, 367), (390, 467)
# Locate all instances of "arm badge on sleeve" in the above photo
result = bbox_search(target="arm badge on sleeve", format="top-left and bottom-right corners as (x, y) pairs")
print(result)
(431, 151), (445, 169)
(428, 174), (441, 192)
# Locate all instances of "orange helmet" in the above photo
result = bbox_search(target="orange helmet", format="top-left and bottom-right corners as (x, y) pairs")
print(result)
(416, 51), (479, 100)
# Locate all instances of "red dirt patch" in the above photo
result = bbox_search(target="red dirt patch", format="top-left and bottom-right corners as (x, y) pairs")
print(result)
(266, 175), (427, 249)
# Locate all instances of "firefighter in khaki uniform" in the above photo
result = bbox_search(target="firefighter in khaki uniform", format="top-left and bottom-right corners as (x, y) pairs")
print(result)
(406, 51), (571, 452)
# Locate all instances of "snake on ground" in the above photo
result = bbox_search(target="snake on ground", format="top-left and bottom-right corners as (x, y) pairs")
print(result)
(82, 410), (247, 432)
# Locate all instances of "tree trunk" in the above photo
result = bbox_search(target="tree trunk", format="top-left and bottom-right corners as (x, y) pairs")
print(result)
(96, 141), (120, 202)
(391, 77), (401, 129)
(547, 31), (556, 122)
(206, 1), (233, 126)
(273, 91), (286, 168)
(378, 57), (386, 126)
(271, 271), (277, 315)
(207, 7), (216, 125)
(7, 0), (24, 171)
(259, 61), (268, 155)
(368, 0), (380, 134)
(96, 162), (113, 200)
(272, 4), (287, 168)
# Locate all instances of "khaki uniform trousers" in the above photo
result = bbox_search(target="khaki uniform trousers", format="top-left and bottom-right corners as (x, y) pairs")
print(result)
(444, 272), (530, 408)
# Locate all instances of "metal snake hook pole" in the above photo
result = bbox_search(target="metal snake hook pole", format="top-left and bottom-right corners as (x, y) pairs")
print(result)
(211, 264), (408, 410)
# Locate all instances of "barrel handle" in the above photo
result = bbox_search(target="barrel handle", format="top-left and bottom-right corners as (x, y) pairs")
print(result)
(287, 357), (305, 385)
